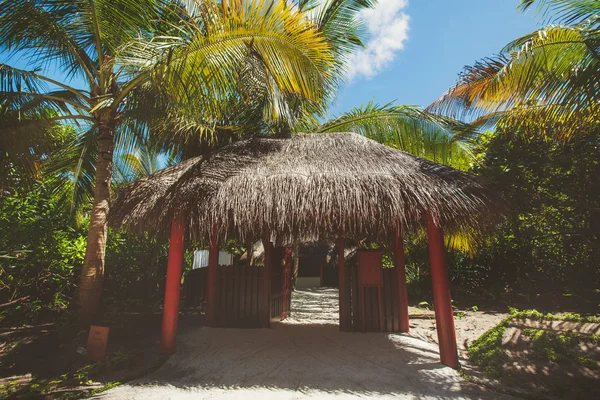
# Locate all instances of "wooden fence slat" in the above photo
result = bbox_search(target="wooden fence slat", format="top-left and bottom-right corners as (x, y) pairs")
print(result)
(346, 263), (408, 333)
(252, 266), (259, 323)
(234, 265), (239, 321)
(383, 271), (389, 331)
(351, 266), (360, 332)
(251, 266), (257, 324)
(244, 266), (250, 323)
(388, 268), (394, 331)
(393, 267), (399, 332)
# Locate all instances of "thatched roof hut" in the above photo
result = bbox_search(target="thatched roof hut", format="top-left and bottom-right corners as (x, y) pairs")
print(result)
(109, 132), (503, 243)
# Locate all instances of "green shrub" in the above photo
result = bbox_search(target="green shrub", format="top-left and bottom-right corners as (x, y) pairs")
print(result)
(0, 186), (86, 323)
(469, 309), (600, 379)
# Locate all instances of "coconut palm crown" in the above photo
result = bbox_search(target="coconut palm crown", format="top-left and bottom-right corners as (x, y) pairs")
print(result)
(428, 0), (600, 141)
(0, 0), (337, 321)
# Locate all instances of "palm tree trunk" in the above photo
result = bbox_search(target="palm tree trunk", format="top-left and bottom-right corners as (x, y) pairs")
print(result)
(77, 114), (115, 323)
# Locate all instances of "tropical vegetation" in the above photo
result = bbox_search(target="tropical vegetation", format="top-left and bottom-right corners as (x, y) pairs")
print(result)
(468, 308), (600, 398)
(430, 0), (600, 142)
(0, 0), (597, 354)
(1, 0), (478, 323)
(0, 0), (338, 321)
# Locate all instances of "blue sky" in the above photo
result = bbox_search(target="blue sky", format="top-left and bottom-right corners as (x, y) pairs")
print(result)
(329, 0), (541, 116)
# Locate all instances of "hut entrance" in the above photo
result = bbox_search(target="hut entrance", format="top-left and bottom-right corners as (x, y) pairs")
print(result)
(184, 245), (406, 333)
(296, 245), (338, 289)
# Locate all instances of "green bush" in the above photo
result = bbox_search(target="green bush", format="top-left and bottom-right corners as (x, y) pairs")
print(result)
(0, 184), (174, 323)
(469, 309), (600, 378)
(0, 186), (86, 323)
(103, 229), (170, 312)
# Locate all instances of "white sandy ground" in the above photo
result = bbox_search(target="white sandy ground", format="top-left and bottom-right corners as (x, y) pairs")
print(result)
(94, 288), (513, 399)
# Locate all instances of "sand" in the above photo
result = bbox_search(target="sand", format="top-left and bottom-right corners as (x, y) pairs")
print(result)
(407, 307), (508, 358)
(93, 288), (512, 399)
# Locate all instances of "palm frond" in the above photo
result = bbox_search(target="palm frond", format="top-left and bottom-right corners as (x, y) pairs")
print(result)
(0, 63), (91, 113)
(311, 0), (375, 86)
(113, 138), (174, 184)
(519, 0), (600, 27)
(0, 0), (97, 82)
(0, 105), (56, 190)
(429, 24), (600, 140)
(317, 102), (477, 170)
(496, 102), (600, 141)
(45, 129), (97, 218)
(118, 0), (334, 119)
(93, 0), (162, 51)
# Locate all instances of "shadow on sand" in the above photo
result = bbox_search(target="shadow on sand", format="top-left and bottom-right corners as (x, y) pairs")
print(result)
(92, 288), (511, 399)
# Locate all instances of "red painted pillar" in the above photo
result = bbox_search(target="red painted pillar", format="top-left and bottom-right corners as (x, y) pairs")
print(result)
(161, 213), (185, 355)
(283, 248), (293, 319)
(393, 227), (410, 333)
(262, 231), (273, 328)
(337, 231), (349, 331)
(426, 214), (459, 369)
(206, 224), (219, 327)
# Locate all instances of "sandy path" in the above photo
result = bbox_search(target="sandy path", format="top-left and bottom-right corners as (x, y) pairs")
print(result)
(94, 288), (511, 399)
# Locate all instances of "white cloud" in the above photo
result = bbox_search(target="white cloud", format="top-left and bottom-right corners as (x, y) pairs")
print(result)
(346, 0), (410, 80)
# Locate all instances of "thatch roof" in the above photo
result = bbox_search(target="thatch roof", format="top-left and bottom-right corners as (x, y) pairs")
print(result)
(109, 132), (504, 243)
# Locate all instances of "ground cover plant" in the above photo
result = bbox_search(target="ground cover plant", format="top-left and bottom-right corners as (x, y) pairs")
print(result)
(468, 309), (600, 399)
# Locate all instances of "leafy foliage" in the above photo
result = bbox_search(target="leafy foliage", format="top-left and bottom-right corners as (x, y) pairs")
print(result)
(0, 186), (86, 323)
(0, 184), (176, 322)
(394, 128), (600, 306)
(103, 229), (169, 312)
(430, 0), (600, 141)
(316, 101), (476, 170)
(469, 131), (600, 301)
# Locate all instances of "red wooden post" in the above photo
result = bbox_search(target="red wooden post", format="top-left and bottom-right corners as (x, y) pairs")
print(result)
(393, 227), (410, 333)
(357, 250), (383, 332)
(161, 213), (185, 355)
(206, 224), (219, 327)
(337, 231), (349, 331)
(262, 231), (273, 328)
(426, 214), (459, 369)
(282, 248), (293, 319)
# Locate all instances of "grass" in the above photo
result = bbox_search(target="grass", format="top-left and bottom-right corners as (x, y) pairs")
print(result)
(467, 316), (511, 377)
(467, 308), (600, 398)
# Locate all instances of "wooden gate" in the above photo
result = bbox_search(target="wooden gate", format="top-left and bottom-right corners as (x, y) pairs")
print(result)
(183, 247), (294, 328)
(346, 265), (403, 332)
(216, 263), (265, 327)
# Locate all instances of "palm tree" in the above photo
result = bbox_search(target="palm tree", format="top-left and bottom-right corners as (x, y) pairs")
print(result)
(428, 0), (600, 141)
(0, 0), (335, 321)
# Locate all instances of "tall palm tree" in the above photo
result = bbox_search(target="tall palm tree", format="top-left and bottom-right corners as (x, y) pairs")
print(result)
(0, 0), (334, 321)
(428, 0), (600, 141)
